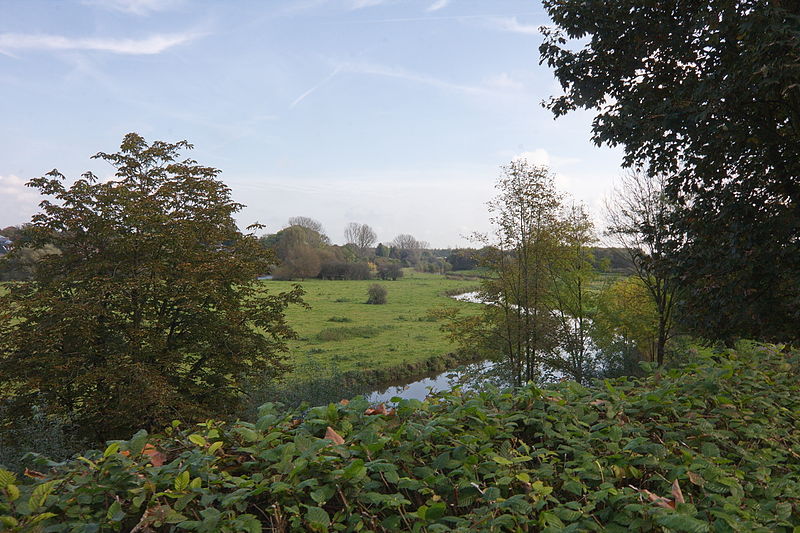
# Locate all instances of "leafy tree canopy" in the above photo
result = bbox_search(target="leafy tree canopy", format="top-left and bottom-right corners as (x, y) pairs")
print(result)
(541, 0), (800, 342)
(0, 133), (303, 442)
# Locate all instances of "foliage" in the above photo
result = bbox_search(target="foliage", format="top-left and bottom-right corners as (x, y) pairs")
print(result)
(376, 261), (403, 281)
(0, 133), (304, 442)
(344, 223), (377, 257)
(366, 284), (388, 305)
(605, 171), (680, 365)
(287, 217), (330, 245)
(593, 276), (661, 374)
(547, 204), (599, 384)
(446, 249), (479, 271)
(2, 343), (798, 531)
(318, 261), (371, 281)
(540, 0), (800, 344)
(389, 234), (428, 267)
(0, 244), (61, 281)
(473, 161), (569, 385)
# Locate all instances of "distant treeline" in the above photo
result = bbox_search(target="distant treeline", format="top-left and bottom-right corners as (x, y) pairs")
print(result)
(0, 222), (633, 282)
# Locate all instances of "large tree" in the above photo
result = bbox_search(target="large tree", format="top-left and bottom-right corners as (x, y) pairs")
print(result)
(0, 134), (303, 442)
(344, 222), (377, 257)
(541, 0), (800, 343)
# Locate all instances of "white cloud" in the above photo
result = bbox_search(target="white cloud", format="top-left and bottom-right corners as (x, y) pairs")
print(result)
(0, 32), (204, 55)
(490, 16), (539, 35)
(426, 0), (450, 12)
(514, 149), (551, 166)
(81, 0), (184, 16)
(0, 175), (40, 227)
(350, 0), (388, 9)
(484, 72), (524, 91)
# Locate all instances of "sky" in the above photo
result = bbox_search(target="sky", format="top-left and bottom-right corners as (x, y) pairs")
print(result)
(0, 0), (624, 248)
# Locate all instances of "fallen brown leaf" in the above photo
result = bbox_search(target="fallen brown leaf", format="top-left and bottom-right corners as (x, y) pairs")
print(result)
(142, 443), (166, 467)
(671, 479), (685, 505)
(325, 426), (345, 445)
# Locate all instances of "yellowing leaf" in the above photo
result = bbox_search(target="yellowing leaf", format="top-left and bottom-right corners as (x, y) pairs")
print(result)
(188, 434), (207, 447)
(29, 480), (57, 511)
(5, 484), (20, 502)
(174, 470), (190, 492)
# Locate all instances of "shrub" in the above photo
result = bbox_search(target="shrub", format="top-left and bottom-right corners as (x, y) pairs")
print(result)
(2, 343), (799, 531)
(366, 283), (387, 304)
(376, 261), (403, 280)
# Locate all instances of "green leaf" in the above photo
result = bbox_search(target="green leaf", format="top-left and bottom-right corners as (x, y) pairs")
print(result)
(175, 470), (191, 492)
(0, 469), (16, 490)
(656, 513), (711, 533)
(305, 506), (330, 529)
(5, 484), (19, 502)
(310, 485), (335, 504)
(28, 480), (57, 511)
(208, 441), (224, 455)
(188, 434), (207, 447)
(0, 516), (19, 527)
(103, 442), (121, 458)
(128, 430), (149, 456)
(106, 501), (125, 522)
(236, 427), (260, 442)
(425, 502), (446, 521)
(189, 477), (202, 489)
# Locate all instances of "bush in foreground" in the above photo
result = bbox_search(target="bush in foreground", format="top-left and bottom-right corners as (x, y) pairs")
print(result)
(1, 342), (798, 531)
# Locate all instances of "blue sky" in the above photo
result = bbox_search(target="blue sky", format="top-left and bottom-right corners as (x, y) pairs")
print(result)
(0, 0), (623, 247)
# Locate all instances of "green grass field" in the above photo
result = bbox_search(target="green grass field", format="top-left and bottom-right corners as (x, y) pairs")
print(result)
(261, 271), (481, 380)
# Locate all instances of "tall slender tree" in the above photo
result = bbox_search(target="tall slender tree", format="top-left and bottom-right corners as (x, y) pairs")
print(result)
(605, 171), (680, 365)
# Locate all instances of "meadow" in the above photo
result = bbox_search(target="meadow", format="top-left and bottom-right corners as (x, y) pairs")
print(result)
(262, 270), (481, 381)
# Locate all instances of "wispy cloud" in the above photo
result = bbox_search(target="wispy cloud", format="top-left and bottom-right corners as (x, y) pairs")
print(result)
(81, 0), (184, 16)
(350, 0), (389, 9)
(490, 16), (539, 35)
(290, 65), (344, 109)
(426, 0), (450, 12)
(339, 61), (487, 95)
(0, 32), (204, 55)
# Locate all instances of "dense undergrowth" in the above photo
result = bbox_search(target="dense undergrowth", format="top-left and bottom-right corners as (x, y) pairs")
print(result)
(1, 342), (798, 532)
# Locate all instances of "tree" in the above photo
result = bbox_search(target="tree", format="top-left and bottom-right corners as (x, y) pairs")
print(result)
(478, 161), (564, 386)
(592, 276), (660, 375)
(288, 216), (330, 245)
(540, 0), (800, 343)
(376, 261), (403, 281)
(446, 249), (478, 271)
(344, 222), (377, 257)
(0, 133), (304, 442)
(390, 234), (428, 267)
(605, 171), (680, 366)
(548, 204), (598, 383)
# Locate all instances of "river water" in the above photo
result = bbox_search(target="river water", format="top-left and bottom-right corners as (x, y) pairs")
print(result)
(364, 290), (582, 402)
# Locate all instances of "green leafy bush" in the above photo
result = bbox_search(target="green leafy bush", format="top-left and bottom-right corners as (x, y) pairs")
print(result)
(1, 342), (798, 531)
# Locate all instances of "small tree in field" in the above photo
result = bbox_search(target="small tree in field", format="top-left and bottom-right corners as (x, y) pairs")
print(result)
(366, 284), (387, 304)
(0, 133), (304, 442)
